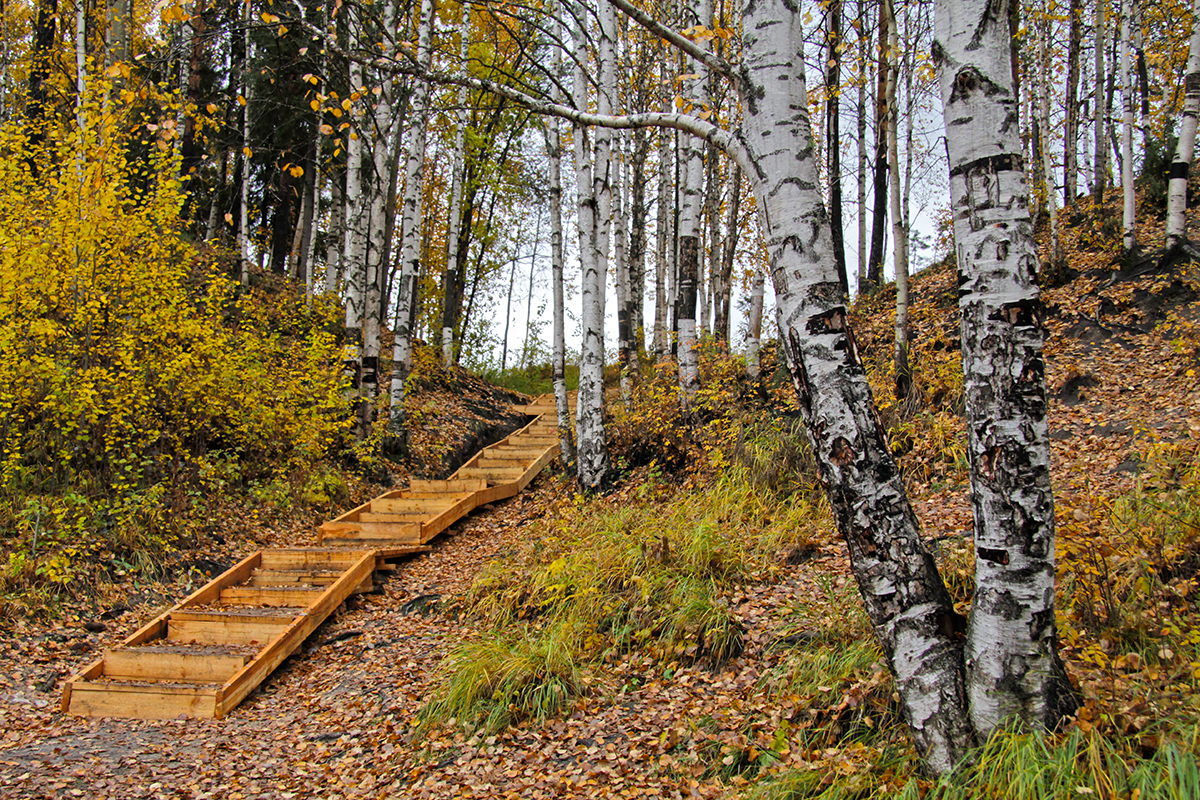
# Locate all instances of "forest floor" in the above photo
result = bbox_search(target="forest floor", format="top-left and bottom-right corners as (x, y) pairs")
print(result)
(1, 202), (1199, 798)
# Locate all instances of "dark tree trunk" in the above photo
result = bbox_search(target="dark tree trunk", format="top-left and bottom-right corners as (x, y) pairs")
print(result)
(826, 0), (848, 298)
(866, 7), (889, 293)
(28, 0), (57, 155)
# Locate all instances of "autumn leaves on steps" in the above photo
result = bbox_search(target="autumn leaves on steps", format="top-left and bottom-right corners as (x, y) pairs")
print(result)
(60, 393), (574, 720)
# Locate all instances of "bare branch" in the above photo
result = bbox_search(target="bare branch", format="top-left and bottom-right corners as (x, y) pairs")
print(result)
(606, 0), (736, 83)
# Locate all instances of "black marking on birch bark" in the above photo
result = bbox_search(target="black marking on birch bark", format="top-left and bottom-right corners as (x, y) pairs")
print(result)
(984, 589), (1025, 621)
(830, 437), (854, 467)
(361, 356), (379, 385)
(343, 360), (361, 390)
(990, 298), (1042, 328)
(1187, 72), (1200, 93)
(978, 547), (1009, 565)
(979, 445), (1001, 482)
(1018, 357), (1044, 389)
(1030, 607), (1054, 640)
(806, 308), (847, 335)
(949, 66), (1009, 106)
(931, 39), (947, 68)
(786, 329), (811, 415)
(965, 0), (1008, 53)
(938, 608), (968, 638)
(949, 152), (1023, 179)
(1170, 161), (1191, 180)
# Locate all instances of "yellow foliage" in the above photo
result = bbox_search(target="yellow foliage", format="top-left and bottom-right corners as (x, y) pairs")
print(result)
(0, 88), (351, 601)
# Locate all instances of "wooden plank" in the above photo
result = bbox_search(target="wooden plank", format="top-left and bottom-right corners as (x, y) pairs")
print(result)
(259, 549), (368, 570)
(370, 497), (460, 513)
(419, 493), (483, 543)
(248, 570), (342, 586)
(103, 648), (251, 683)
(68, 682), (219, 720)
(217, 552), (376, 717)
(357, 511), (433, 523)
(408, 479), (487, 493)
(322, 489), (406, 527)
(454, 467), (528, 480)
(168, 613), (294, 647)
(219, 586), (324, 606)
(322, 521), (421, 542)
(516, 443), (562, 491)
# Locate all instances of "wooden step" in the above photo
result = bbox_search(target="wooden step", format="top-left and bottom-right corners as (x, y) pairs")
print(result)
(68, 681), (220, 719)
(219, 586), (324, 606)
(259, 549), (366, 570)
(320, 521), (422, 543)
(357, 510), (434, 523)
(455, 466), (530, 482)
(408, 478), (487, 493)
(168, 609), (297, 647)
(103, 646), (252, 683)
(370, 497), (459, 512)
(248, 569), (341, 586)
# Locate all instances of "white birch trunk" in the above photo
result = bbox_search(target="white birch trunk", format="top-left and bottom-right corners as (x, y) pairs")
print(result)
(325, 173), (343, 294)
(1037, 7), (1061, 266)
(239, 6), (252, 287)
(1121, 0), (1136, 252)
(745, 268), (764, 379)
(442, 0), (471, 364)
(654, 97), (672, 358)
(573, 0), (611, 490)
(614, 140), (633, 399)
(857, 19), (869, 294)
(885, 0), (910, 399)
(1094, 0), (1107, 205)
(388, 0), (435, 439)
(740, 0), (975, 772)
(935, 0), (1076, 742)
(342, 21), (368, 408)
(674, 0), (710, 407)
(1167, 0), (1200, 250)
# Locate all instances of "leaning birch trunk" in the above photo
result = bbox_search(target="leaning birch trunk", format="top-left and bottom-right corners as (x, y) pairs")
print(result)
(935, 0), (1077, 741)
(442, 0), (471, 365)
(388, 0), (435, 443)
(573, 1), (611, 490)
(884, 0), (910, 400)
(1037, 8), (1061, 269)
(740, 0), (975, 772)
(745, 267), (764, 380)
(1094, 0), (1107, 206)
(1121, 0), (1136, 253)
(1166, 0), (1200, 252)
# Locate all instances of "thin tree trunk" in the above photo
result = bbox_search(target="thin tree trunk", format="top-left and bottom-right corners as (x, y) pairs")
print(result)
(884, 0), (910, 400)
(1094, 0), (1108, 206)
(654, 101), (672, 357)
(442, 0), (470, 365)
(866, 5), (889, 292)
(1038, 4), (1062, 267)
(1121, 0), (1136, 252)
(826, 0), (849, 297)
(857, 4), (868, 293)
(546, 111), (576, 467)
(935, 0), (1078, 743)
(629, 127), (649, 362)
(1166, 0), (1200, 251)
(715, 165), (740, 343)
(501, 245), (518, 372)
(239, 4), (252, 287)
(1064, 0), (1082, 204)
(745, 267), (764, 379)
(614, 138), (635, 398)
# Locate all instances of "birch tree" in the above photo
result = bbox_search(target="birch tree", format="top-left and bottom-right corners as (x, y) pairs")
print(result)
(883, 0), (910, 399)
(1166, 0), (1200, 253)
(1094, 0), (1108, 205)
(935, 0), (1077, 744)
(388, 0), (435, 445)
(1121, 0), (1137, 252)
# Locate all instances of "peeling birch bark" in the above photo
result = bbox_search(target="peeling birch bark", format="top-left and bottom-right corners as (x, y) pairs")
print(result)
(934, 0), (1077, 740)
(1167, 0), (1200, 251)
(740, 0), (974, 774)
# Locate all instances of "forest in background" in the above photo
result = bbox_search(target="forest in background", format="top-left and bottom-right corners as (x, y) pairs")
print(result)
(2, 0), (1200, 791)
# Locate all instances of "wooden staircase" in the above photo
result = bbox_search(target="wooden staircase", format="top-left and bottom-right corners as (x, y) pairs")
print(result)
(61, 393), (573, 719)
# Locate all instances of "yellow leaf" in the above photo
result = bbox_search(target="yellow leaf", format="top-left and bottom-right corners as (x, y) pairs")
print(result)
(307, 75), (320, 85)
(277, 25), (288, 35)
(341, 98), (353, 110)
(206, 103), (219, 114)
(105, 64), (123, 78)
(237, 95), (247, 106)
(260, 12), (279, 22)
(310, 99), (321, 111)
(319, 123), (334, 135)
(243, 147), (253, 158)
(289, 165), (304, 178)
(224, 212), (234, 225)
